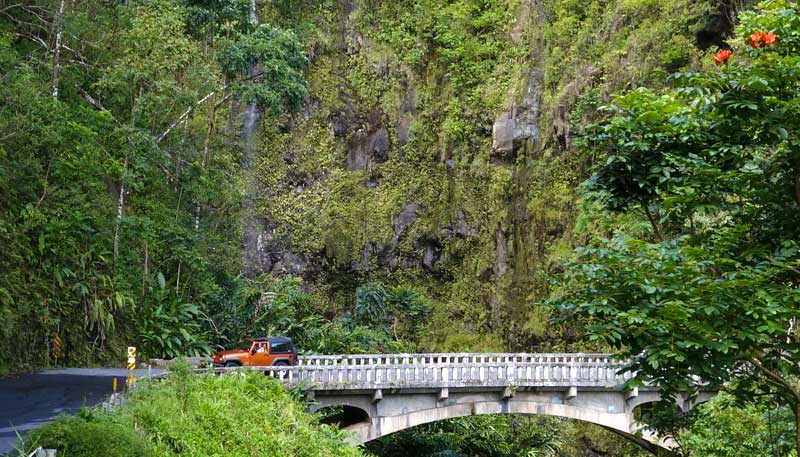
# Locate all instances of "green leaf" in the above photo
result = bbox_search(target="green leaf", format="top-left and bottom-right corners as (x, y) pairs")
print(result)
(636, 111), (661, 122)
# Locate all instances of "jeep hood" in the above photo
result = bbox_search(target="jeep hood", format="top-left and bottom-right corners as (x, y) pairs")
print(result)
(215, 349), (247, 358)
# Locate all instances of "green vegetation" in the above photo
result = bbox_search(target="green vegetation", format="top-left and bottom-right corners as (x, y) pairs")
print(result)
(550, 0), (800, 452)
(3, 0), (799, 455)
(0, 0), (308, 372)
(200, 275), (426, 354)
(681, 393), (795, 456)
(15, 367), (363, 457)
(367, 414), (649, 457)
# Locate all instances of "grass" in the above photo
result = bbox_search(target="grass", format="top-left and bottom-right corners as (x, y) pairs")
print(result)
(13, 364), (364, 457)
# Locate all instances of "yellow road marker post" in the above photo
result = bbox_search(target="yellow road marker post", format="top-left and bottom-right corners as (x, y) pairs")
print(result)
(51, 335), (62, 364)
(126, 346), (136, 388)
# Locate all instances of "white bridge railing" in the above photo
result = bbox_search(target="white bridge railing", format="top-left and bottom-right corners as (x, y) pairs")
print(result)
(296, 353), (618, 367)
(205, 353), (634, 390)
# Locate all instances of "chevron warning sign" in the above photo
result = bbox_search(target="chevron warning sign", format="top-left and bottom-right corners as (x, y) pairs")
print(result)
(127, 346), (136, 387)
(51, 335), (62, 362)
(127, 346), (136, 369)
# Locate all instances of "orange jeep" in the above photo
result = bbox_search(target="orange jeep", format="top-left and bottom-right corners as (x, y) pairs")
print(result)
(212, 336), (297, 367)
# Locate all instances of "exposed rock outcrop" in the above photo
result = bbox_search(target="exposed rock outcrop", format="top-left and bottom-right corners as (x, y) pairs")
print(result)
(441, 210), (479, 240)
(419, 238), (444, 273)
(351, 202), (424, 271)
(491, 66), (543, 161)
(397, 80), (418, 149)
(393, 203), (423, 242)
(243, 218), (320, 277)
(346, 126), (391, 170)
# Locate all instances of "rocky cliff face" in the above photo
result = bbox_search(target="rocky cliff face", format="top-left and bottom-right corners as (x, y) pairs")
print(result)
(245, 0), (714, 350)
(491, 65), (543, 162)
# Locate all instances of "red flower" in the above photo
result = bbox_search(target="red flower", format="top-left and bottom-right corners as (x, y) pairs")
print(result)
(749, 32), (778, 48)
(762, 32), (778, 45)
(713, 49), (733, 65)
(749, 33), (762, 48)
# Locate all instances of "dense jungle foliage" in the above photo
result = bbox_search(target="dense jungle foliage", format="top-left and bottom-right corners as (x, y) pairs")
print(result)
(2, 0), (799, 455)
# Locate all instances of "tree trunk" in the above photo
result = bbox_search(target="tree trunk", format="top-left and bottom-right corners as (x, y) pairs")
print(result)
(642, 201), (663, 241)
(249, 0), (258, 24)
(141, 241), (148, 301)
(113, 154), (128, 264)
(51, 0), (66, 98)
(175, 260), (181, 295)
(195, 93), (216, 235)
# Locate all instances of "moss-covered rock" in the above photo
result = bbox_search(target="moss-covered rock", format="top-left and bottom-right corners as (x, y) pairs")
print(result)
(249, 0), (720, 351)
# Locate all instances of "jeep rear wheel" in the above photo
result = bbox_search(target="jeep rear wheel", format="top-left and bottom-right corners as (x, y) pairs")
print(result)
(273, 360), (290, 366)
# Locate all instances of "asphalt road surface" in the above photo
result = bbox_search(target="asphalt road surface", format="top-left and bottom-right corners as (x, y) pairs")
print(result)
(0, 368), (163, 455)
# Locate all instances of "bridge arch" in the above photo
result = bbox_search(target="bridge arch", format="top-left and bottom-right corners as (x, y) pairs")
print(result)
(317, 404), (370, 430)
(328, 394), (673, 454)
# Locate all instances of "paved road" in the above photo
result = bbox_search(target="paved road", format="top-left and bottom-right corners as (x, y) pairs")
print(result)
(0, 368), (163, 455)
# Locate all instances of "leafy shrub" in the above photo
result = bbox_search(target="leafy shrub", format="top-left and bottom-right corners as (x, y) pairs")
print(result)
(204, 275), (319, 350)
(17, 369), (363, 457)
(681, 394), (795, 457)
(17, 410), (154, 457)
(367, 414), (568, 457)
(354, 281), (389, 326)
(139, 272), (211, 359)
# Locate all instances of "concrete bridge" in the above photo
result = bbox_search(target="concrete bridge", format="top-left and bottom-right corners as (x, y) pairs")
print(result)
(220, 353), (713, 454)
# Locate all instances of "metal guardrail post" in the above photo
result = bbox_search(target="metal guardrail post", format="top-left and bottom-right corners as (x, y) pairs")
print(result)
(27, 447), (56, 457)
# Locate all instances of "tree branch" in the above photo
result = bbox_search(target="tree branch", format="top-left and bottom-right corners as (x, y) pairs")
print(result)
(14, 32), (48, 50)
(1, 10), (49, 32)
(750, 358), (799, 402)
(0, 4), (25, 14)
(214, 92), (234, 109)
(17, 4), (52, 25)
(156, 72), (263, 144)
(156, 90), (216, 143)
(641, 200), (663, 241)
(35, 159), (52, 209)
(78, 87), (111, 115)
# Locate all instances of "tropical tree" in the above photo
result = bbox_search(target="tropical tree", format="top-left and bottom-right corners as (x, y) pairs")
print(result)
(0, 0), (309, 371)
(550, 0), (800, 451)
(680, 393), (795, 457)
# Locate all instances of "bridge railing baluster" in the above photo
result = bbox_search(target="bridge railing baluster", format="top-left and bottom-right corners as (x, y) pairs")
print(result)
(557, 359), (564, 381)
(556, 358), (563, 381)
(284, 352), (640, 391)
(570, 356), (576, 382)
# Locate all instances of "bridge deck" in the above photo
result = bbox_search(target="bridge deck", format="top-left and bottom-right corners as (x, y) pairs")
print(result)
(204, 353), (638, 391)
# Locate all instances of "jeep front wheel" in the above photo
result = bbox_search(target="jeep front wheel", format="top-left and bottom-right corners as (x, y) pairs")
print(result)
(224, 361), (239, 367)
